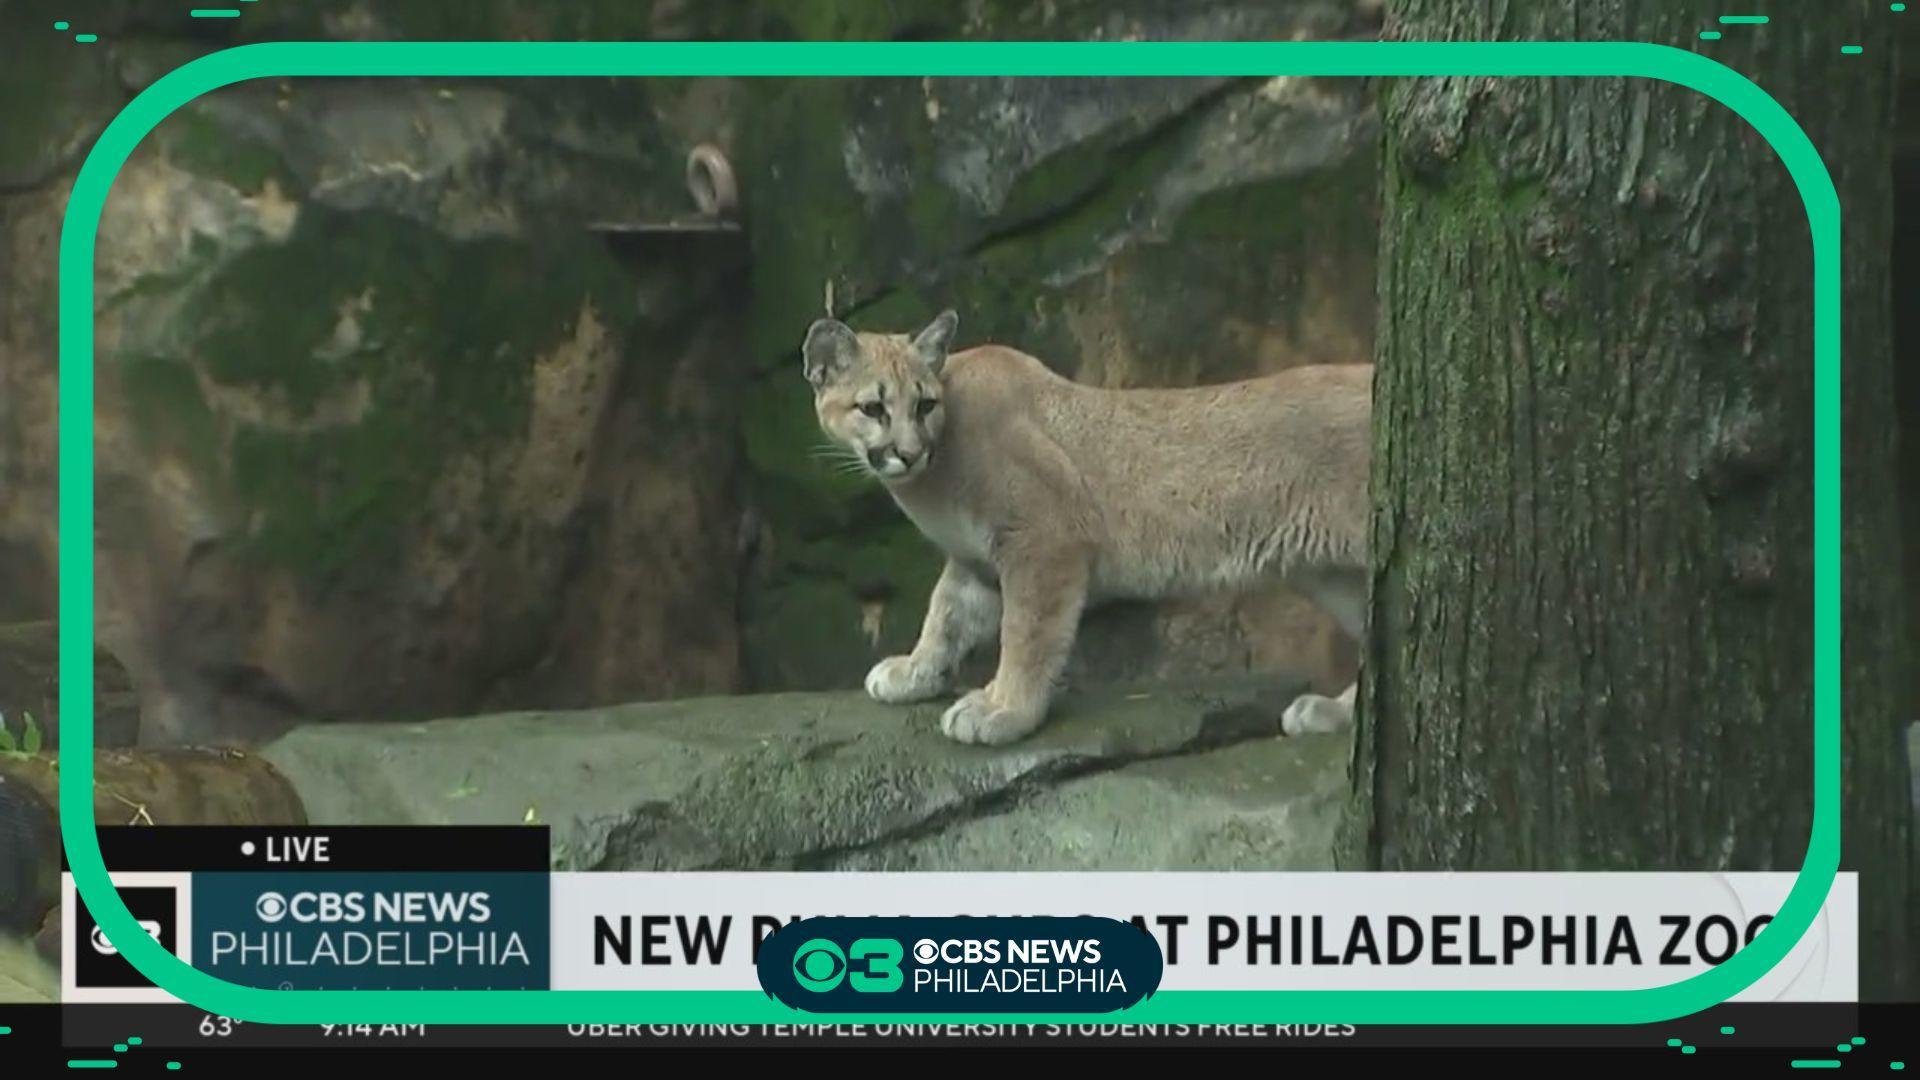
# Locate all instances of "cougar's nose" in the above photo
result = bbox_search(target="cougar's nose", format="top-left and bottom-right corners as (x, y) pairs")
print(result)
(896, 449), (921, 468)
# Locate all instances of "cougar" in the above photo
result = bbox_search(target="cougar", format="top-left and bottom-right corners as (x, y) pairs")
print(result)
(804, 309), (1370, 746)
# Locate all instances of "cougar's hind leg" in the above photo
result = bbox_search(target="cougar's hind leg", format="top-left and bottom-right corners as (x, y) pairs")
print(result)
(1280, 567), (1366, 735)
(1283, 680), (1356, 735)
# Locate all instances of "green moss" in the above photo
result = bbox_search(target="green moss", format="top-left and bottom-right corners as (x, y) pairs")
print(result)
(738, 66), (977, 374)
(741, 374), (829, 480)
(893, 98), (971, 250)
(733, 70), (960, 368)
(0, 33), (122, 186)
(978, 122), (1186, 272)
(142, 205), (637, 578)
(987, 113), (1165, 232)
(741, 579), (870, 691)
(738, 374), (884, 541)
(157, 107), (294, 194)
(228, 414), (422, 578)
(740, 519), (944, 693)
(844, 288), (940, 339)
(1381, 106), (1562, 334)
(795, 523), (943, 604)
(741, 76), (890, 370)
(120, 356), (221, 483)
(194, 206), (629, 416)
(0, 39), (69, 176)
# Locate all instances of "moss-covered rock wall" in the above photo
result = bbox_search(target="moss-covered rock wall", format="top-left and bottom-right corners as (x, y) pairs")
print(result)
(4, 4), (756, 742)
(0, 0), (1385, 744)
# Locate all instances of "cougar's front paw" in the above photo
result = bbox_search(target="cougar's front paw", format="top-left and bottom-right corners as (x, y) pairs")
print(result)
(865, 655), (947, 704)
(940, 688), (1044, 746)
(1281, 692), (1353, 736)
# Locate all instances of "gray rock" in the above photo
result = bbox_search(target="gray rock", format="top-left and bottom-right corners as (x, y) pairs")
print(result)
(829, 736), (1347, 871)
(259, 675), (1347, 872)
(0, 935), (57, 1005)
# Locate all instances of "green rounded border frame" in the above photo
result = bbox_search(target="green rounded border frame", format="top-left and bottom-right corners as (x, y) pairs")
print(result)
(57, 40), (1841, 1025)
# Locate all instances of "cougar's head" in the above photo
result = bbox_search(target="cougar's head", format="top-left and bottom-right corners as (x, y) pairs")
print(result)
(802, 309), (956, 483)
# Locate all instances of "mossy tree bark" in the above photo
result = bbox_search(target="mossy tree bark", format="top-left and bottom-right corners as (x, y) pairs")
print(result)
(1353, 1), (1914, 998)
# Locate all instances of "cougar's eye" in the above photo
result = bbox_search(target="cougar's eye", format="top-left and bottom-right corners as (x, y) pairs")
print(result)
(859, 401), (887, 421)
(915, 398), (939, 418)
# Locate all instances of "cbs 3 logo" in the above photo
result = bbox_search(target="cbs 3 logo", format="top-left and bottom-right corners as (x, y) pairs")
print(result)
(790, 938), (907, 993)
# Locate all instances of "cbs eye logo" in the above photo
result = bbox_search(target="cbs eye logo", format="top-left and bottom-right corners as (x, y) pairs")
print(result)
(256, 892), (289, 922)
(792, 939), (848, 991)
(791, 938), (904, 993)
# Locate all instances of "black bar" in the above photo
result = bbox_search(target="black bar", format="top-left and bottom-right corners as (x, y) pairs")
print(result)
(65, 826), (550, 872)
(9, 1002), (1911, 1052)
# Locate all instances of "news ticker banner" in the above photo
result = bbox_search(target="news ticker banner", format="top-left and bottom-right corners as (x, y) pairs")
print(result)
(30, 1002), (1908, 1055)
(62, 827), (1857, 1006)
(554, 871), (1856, 1001)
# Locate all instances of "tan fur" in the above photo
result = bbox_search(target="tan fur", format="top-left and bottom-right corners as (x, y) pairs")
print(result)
(804, 311), (1370, 745)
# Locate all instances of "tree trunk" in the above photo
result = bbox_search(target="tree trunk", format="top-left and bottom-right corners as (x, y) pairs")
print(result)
(1354, 1), (1914, 999)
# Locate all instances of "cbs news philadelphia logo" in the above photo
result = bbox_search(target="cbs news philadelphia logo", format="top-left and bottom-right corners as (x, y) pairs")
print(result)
(759, 916), (1162, 1013)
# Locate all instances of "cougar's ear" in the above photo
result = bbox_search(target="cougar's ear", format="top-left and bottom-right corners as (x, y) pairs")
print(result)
(912, 309), (958, 374)
(803, 318), (858, 387)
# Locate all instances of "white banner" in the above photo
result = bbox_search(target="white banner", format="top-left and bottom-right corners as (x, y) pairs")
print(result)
(550, 871), (1856, 1001)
